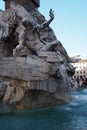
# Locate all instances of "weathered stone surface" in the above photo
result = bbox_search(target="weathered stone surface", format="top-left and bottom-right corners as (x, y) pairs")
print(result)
(38, 51), (63, 63)
(0, 80), (7, 99)
(15, 90), (67, 109)
(0, 77), (71, 108)
(0, 57), (72, 107)
(0, 57), (50, 81)
(0, 1), (77, 110)
(4, 0), (40, 10)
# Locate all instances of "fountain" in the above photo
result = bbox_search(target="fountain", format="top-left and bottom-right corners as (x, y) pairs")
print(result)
(0, 0), (78, 110)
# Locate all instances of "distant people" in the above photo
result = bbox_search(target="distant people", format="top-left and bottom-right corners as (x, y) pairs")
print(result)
(81, 78), (87, 88)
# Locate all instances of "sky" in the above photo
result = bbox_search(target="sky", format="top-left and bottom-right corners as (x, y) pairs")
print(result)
(0, 0), (87, 59)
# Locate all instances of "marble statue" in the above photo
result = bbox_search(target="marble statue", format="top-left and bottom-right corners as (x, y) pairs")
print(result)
(0, 1), (79, 110)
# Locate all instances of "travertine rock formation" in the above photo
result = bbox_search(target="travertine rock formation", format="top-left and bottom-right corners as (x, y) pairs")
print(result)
(0, 1), (78, 109)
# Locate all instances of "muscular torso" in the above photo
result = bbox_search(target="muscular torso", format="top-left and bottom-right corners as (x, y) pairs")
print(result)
(24, 27), (44, 51)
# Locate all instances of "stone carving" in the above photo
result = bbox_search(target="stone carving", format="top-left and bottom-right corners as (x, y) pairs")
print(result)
(0, 9), (16, 40)
(0, 1), (79, 110)
(3, 81), (24, 104)
(13, 9), (59, 57)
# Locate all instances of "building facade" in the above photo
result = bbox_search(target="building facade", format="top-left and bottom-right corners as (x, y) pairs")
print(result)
(72, 59), (87, 79)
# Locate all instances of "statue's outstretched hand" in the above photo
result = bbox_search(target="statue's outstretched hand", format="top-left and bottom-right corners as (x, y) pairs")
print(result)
(49, 9), (54, 20)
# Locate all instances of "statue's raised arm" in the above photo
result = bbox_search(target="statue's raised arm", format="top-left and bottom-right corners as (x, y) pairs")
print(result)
(33, 9), (54, 31)
(41, 9), (54, 29)
(49, 9), (54, 20)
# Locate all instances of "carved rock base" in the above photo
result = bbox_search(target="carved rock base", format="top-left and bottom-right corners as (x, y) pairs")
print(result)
(0, 57), (71, 109)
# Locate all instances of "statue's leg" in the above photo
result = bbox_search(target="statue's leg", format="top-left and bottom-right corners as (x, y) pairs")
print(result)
(40, 40), (58, 51)
(56, 41), (69, 59)
(56, 41), (81, 63)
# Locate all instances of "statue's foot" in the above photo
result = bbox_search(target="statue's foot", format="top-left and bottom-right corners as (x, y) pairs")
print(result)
(13, 45), (25, 57)
(68, 57), (81, 63)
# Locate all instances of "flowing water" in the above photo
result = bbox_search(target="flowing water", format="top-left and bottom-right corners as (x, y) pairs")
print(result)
(0, 89), (87, 130)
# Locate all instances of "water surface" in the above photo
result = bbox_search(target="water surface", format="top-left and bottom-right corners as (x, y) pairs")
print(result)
(0, 90), (87, 130)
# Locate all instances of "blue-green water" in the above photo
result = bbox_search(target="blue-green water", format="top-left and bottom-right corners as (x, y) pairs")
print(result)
(0, 90), (87, 130)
